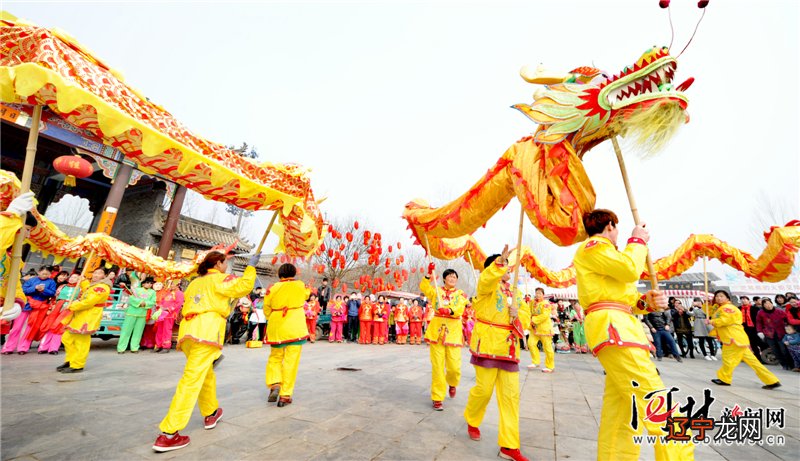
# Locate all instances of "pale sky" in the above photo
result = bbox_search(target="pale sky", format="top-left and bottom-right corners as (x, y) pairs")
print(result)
(10, 0), (800, 282)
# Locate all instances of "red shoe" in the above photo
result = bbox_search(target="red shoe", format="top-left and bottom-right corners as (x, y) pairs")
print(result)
(448, 386), (456, 398)
(467, 424), (481, 441)
(152, 432), (190, 452)
(203, 407), (223, 430)
(277, 396), (293, 408)
(432, 400), (443, 411)
(499, 447), (529, 461)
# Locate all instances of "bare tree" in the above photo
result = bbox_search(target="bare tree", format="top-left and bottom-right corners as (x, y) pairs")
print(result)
(311, 216), (376, 285)
(750, 190), (798, 246)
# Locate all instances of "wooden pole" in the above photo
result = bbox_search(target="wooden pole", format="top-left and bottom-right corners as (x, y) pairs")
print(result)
(610, 137), (659, 288)
(466, 250), (478, 298)
(510, 205), (525, 320)
(2, 105), (43, 316)
(255, 210), (280, 254)
(423, 235), (444, 312)
(511, 205), (528, 350)
(703, 256), (710, 317)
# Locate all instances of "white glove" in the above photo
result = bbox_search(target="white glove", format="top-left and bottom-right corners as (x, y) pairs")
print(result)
(6, 191), (35, 216)
(757, 332), (765, 341)
(248, 253), (262, 267)
(1, 303), (22, 322)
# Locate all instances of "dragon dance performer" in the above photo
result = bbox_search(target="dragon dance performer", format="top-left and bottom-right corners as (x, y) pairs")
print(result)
(420, 266), (467, 411)
(263, 263), (310, 408)
(464, 246), (531, 461)
(527, 287), (554, 372)
(153, 250), (257, 453)
(708, 289), (780, 389)
(573, 209), (694, 461)
(0, 191), (34, 326)
(58, 266), (113, 373)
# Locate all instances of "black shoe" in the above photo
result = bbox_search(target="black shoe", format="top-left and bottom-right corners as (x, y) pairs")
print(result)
(56, 362), (70, 371)
(49, 351), (59, 355)
(675, 356), (683, 363)
(268, 386), (280, 403)
(711, 379), (730, 386)
(762, 382), (781, 390)
(657, 357), (662, 361)
(213, 354), (224, 368)
(130, 350), (139, 354)
(158, 348), (170, 353)
(38, 351), (47, 354)
(61, 367), (83, 373)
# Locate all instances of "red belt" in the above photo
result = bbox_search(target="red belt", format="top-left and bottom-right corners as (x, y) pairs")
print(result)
(281, 306), (303, 317)
(476, 318), (513, 330)
(434, 314), (456, 319)
(585, 302), (632, 315)
(184, 312), (226, 321)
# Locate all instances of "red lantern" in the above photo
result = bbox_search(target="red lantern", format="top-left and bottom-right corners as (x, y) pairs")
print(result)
(388, 245), (393, 253)
(53, 155), (93, 187)
(397, 242), (402, 249)
(346, 232), (353, 243)
(354, 221), (360, 230)
(339, 243), (346, 252)
(353, 251), (359, 261)
(320, 243), (326, 252)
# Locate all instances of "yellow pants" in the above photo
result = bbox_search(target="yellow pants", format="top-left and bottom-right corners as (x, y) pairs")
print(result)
(596, 346), (694, 461)
(266, 345), (303, 397)
(717, 345), (779, 385)
(159, 340), (220, 433)
(429, 343), (461, 401)
(62, 331), (91, 369)
(529, 334), (554, 369)
(464, 365), (520, 449)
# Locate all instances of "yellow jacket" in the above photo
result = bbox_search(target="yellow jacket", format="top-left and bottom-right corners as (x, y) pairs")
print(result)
(1, 213), (25, 303)
(420, 277), (466, 347)
(263, 279), (310, 344)
(177, 267), (255, 349)
(573, 236), (651, 354)
(67, 279), (112, 334)
(530, 300), (552, 336)
(469, 261), (531, 362)
(709, 302), (749, 347)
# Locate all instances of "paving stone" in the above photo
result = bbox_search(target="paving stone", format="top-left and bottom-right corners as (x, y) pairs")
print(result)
(2, 341), (798, 460)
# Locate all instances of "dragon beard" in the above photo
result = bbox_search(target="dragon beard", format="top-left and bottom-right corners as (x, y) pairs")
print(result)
(611, 100), (686, 157)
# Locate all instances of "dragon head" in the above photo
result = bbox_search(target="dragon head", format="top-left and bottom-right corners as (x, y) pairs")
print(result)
(514, 47), (692, 157)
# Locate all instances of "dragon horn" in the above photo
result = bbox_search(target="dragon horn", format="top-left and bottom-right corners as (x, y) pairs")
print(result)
(520, 64), (569, 85)
(209, 240), (238, 255)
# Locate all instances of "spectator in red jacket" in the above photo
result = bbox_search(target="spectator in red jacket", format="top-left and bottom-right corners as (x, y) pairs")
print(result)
(756, 299), (791, 370)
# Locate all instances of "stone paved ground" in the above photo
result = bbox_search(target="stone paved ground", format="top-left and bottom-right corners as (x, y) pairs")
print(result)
(1, 339), (798, 460)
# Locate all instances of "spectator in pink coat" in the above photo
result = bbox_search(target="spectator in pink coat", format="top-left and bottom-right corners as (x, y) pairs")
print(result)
(154, 282), (184, 353)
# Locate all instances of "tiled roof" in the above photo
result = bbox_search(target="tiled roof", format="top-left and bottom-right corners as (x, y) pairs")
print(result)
(153, 210), (254, 252)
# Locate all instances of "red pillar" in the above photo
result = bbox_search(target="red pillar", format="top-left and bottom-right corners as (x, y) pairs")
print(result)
(158, 185), (187, 259)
